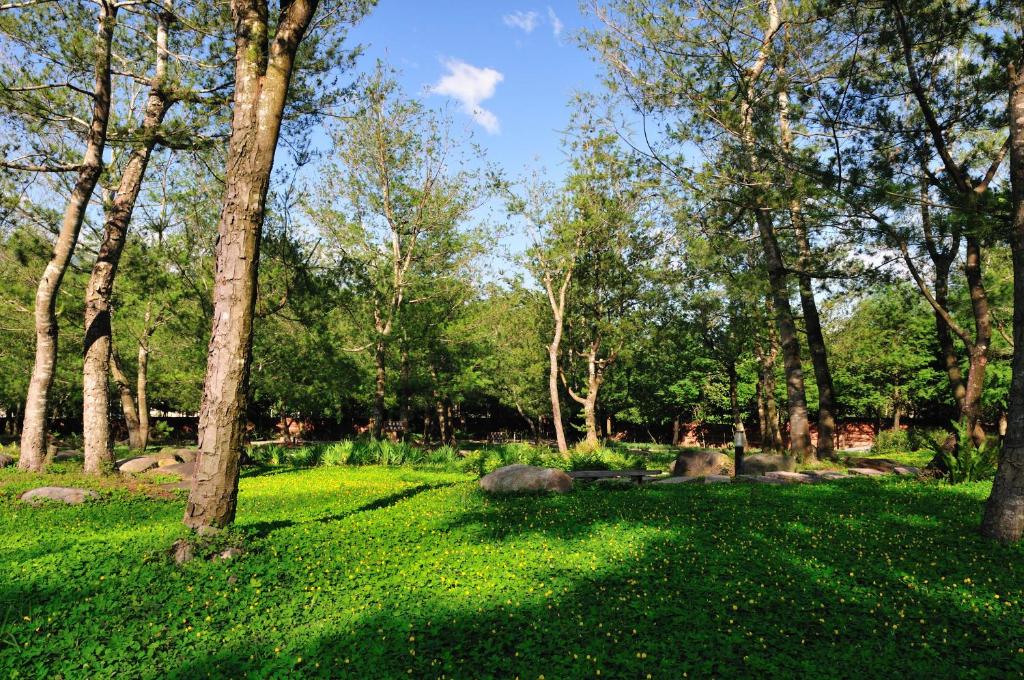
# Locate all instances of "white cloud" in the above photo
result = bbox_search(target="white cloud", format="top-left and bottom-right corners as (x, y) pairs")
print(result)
(503, 10), (539, 33)
(430, 59), (504, 134)
(547, 6), (563, 37)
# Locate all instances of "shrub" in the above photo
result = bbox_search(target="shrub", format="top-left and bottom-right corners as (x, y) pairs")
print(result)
(567, 447), (642, 472)
(907, 427), (951, 453)
(247, 444), (285, 465)
(937, 420), (999, 484)
(870, 428), (911, 456)
(319, 441), (353, 466)
(423, 445), (459, 466)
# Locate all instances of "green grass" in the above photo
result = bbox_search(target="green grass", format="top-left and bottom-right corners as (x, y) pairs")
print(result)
(2, 466), (1023, 677)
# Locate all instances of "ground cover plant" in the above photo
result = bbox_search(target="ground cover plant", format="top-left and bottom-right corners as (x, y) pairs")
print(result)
(2, 465), (1022, 677)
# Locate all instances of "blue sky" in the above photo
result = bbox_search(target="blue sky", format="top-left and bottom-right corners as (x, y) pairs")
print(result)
(346, 1), (605, 181)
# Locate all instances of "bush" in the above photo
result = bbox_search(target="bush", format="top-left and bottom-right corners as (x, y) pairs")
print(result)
(907, 427), (951, 453)
(870, 428), (911, 456)
(423, 444), (459, 466)
(937, 420), (999, 484)
(319, 441), (353, 466)
(247, 443), (285, 465)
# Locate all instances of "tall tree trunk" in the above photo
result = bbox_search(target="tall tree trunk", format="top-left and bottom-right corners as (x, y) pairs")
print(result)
(756, 328), (785, 451)
(398, 339), (411, 428)
(982, 62), (1024, 542)
(19, 2), (117, 471)
(184, 0), (319, 533)
(755, 209), (814, 461)
(961, 234), (992, 446)
(933, 258), (967, 414)
(778, 86), (836, 460)
(738, 0), (810, 460)
(83, 8), (173, 472)
(672, 415), (681, 446)
(547, 304), (569, 453)
(371, 338), (386, 439)
(137, 333), (150, 451)
(110, 351), (144, 451)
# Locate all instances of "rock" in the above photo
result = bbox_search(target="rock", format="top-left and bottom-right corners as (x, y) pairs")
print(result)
(739, 454), (796, 475)
(847, 467), (886, 477)
(846, 457), (899, 472)
(118, 456), (158, 474)
(53, 449), (83, 462)
(171, 539), (194, 565)
(165, 448), (197, 464)
(20, 487), (98, 505)
(479, 464), (573, 494)
(765, 471), (813, 484)
(157, 457), (180, 467)
(0, 453), (13, 468)
(735, 474), (784, 485)
(803, 470), (850, 482)
(893, 466), (922, 476)
(703, 474), (732, 484)
(670, 451), (733, 477)
(150, 461), (196, 479)
(651, 476), (699, 485)
(214, 547), (244, 561)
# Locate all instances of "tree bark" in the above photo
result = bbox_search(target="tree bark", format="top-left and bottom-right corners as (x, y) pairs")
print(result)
(83, 7), (173, 472)
(982, 63), (1024, 542)
(137, 333), (150, 451)
(756, 323), (785, 451)
(961, 234), (992, 445)
(544, 271), (572, 454)
(184, 0), (319, 532)
(755, 209), (814, 461)
(371, 338), (386, 439)
(728, 360), (741, 427)
(110, 351), (144, 451)
(778, 86), (836, 460)
(19, 1), (117, 471)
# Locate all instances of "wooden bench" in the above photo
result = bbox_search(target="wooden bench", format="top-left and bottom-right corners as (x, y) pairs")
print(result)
(567, 469), (663, 485)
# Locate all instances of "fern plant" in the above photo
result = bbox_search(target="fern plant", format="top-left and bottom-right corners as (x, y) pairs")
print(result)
(936, 419), (998, 484)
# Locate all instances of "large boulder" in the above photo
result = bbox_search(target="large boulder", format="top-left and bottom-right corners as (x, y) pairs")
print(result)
(670, 451), (733, 477)
(479, 464), (572, 494)
(159, 448), (197, 464)
(739, 454), (796, 475)
(0, 453), (13, 468)
(147, 460), (195, 480)
(20, 487), (98, 505)
(118, 456), (158, 474)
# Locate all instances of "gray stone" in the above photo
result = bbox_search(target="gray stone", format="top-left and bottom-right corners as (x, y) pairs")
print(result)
(739, 454), (796, 475)
(893, 466), (922, 476)
(651, 476), (699, 485)
(0, 453), (13, 468)
(847, 467), (886, 477)
(118, 456), (158, 474)
(20, 487), (98, 505)
(670, 451), (733, 477)
(703, 474), (732, 484)
(171, 539), (194, 565)
(765, 471), (813, 484)
(804, 470), (850, 482)
(215, 547), (244, 561)
(479, 464), (573, 494)
(150, 461), (196, 479)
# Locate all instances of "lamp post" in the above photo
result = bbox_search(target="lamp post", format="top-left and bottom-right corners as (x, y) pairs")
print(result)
(733, 422), (746, 477)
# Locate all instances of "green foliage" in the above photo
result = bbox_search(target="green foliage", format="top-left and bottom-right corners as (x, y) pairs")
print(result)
(1, 466), (1022, 676)
(566, 447), (641, 472)
(870, 428), (912, 456)
(938, 421), (999, 485)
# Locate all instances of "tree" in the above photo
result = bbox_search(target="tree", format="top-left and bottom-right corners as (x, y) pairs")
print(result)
(981, 8), (1024, 542)
(309, 68), (484, 439)
(588, 0), (822, 459)
(183, 0), (369, 533)
(2, 0), (119, 471)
